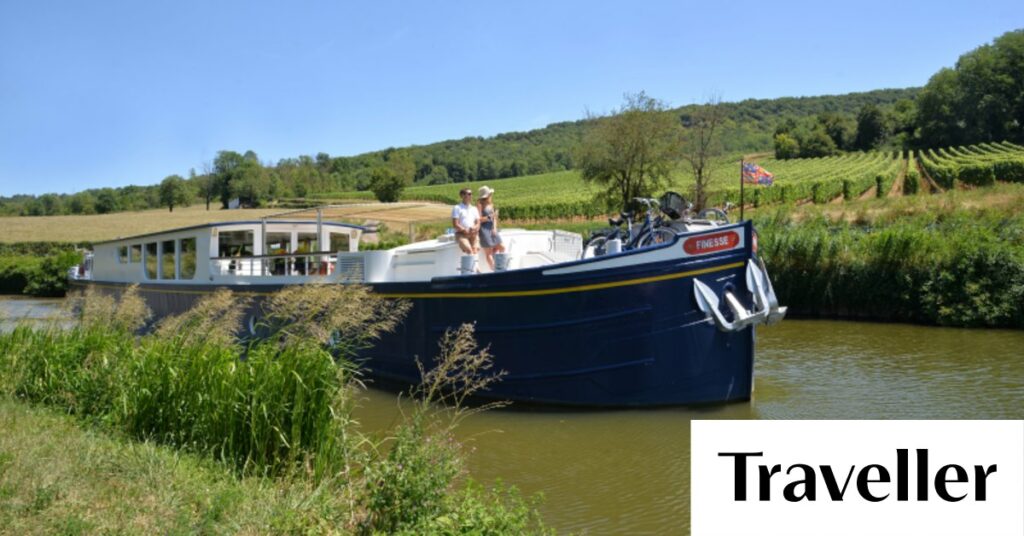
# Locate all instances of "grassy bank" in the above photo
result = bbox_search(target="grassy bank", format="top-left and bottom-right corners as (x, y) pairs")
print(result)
(0, 286), (550, 534)
(756, 201), (1024, 328)
(0, 399), (337, 534)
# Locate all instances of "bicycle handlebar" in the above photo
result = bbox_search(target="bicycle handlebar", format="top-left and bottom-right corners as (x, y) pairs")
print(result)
(634, 198), (658, 208)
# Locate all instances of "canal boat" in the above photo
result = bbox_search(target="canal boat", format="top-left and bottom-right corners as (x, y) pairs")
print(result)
(70, 204), (786, 407)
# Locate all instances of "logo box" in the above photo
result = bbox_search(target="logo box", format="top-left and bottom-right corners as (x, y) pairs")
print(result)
(691, 420), (1024, 536)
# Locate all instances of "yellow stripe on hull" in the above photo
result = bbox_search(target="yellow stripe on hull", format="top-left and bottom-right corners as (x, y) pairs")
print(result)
(73, 261), (744, 300)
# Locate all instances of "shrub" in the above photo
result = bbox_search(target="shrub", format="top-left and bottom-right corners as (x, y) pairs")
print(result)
(756, 210), (1024, 328)
(362, 414), (464, 533)
(992, 158), (1024, 183)
(957, 163), (996, 186)
(903, 167), (919, 195)
(369, 167), (407, 203)
(929, 164), (959, 189)
(0, 250), (82, 297)
(774, 133), (800, 159)
(811, 179), (842, 204)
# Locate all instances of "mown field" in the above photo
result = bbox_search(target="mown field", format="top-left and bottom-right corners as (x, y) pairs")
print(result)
(0, 204), (284, 244)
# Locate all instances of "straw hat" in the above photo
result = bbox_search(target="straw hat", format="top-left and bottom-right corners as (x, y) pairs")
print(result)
(477, 186), (494, 199)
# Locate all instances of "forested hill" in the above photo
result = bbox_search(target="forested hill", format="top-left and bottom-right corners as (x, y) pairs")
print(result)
(0, 87), (917, 216)
(345, 87), (919, 186)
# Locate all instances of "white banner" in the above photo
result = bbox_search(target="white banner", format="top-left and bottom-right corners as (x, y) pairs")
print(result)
(691, 420), (1024, 536)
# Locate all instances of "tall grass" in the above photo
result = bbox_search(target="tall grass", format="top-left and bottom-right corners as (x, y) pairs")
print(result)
(0, 285), (550, 533)
(757, 206), (1024, 328)
(357, 323), (547, 534)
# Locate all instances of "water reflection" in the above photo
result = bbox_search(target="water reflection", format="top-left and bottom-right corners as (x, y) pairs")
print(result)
(0, 296), (70, 331)
(355, 320), (1024, 534)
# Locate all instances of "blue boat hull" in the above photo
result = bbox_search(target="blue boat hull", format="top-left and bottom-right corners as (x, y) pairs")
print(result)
(368, 263), (754, 407)
(75, 221), (761, 407)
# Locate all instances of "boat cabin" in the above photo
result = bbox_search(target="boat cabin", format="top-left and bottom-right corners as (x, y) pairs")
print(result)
(83, 219), (585, 285)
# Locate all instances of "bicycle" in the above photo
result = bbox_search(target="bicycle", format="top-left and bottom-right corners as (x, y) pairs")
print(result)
(582, 197), (677, 257)
(630, 198), (677, 249)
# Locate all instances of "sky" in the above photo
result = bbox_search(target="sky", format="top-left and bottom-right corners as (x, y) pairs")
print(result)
(1, 0), (1022, 196)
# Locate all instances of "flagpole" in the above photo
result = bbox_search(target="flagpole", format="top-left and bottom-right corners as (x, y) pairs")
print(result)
(739, 158), (745, 221)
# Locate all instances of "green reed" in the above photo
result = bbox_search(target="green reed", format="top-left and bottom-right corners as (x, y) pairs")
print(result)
(0, 285), (550, 533)
(0, 286), (369, 481)
(756, 207), (1024, 328)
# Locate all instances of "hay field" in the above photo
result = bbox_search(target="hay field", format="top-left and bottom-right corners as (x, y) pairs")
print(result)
(0, 202), (453, 243)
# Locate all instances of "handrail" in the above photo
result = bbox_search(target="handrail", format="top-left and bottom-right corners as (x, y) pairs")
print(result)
(209, 250), (338, 261)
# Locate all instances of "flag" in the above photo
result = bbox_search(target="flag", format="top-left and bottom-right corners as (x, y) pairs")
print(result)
(742, 162), (774, 186)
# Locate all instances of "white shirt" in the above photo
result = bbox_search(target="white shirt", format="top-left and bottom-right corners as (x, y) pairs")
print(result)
(451, 203), (480, 231)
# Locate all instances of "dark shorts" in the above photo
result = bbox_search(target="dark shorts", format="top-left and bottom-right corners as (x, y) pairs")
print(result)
(480, 227), (502, 248)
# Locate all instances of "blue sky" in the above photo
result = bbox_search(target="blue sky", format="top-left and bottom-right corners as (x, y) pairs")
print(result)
(1, 0), (1021, 196)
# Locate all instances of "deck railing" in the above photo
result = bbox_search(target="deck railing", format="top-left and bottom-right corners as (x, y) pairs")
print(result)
(210, 251), (343, 278)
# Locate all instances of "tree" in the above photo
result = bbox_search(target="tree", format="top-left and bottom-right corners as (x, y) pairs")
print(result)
(577, 92), (681, 210)
(196, 164), (217, 210)
(384, 149), (416, 184)
(39, 193), (63, 215)
(853, 104), (888, 151)
(211, 150), (267, 207)
(889, 99), (917, 148)
(232, 164), (270, 207)
(68, 192), (95, 214)
(369, 167), (405, 202)
(426, 164), (450, 185)
(799, 126), (839, 157)
(214, 150), (245, 208)
(680, 98), (725, 210)
(817, 112), (856, 150)
(159, 174), (192, 212)
(915, 29), (1024, 146)
(95, 189), (119, 214)
(774, 133), (800, 159)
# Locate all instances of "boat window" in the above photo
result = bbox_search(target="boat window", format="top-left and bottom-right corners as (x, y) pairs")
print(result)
(118, 246), (128, 263)
(179, 238), (196, 280)
(266, 232), (291, 255)
(161, 240), (176, 280)
(329, 232), (350, 253)
(144, 243), (158, 279)
(130, 244), (142, 263)
(296, 232), (318, 253)
(217, 230), (254, 258)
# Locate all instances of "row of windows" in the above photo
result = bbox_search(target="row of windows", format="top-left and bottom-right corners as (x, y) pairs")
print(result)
(121, 238), (198, 280)
(116, 230), (354, 280)
(215, 230), (350, 257)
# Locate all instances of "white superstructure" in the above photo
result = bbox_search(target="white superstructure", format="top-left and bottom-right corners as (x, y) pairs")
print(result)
(81, 219), (587, 285)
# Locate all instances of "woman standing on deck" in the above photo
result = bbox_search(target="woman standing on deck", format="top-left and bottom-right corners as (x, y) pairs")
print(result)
(477, 186), (505, 270)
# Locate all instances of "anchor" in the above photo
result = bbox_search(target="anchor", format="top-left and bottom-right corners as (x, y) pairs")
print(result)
(693, 259), (787, 332)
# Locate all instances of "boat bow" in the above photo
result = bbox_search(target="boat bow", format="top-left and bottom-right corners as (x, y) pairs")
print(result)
(693, 257), (787, 332)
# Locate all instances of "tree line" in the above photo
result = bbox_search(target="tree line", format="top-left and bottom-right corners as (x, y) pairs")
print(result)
(773, 29), (1024, 159)
(0, 87), (915, 216)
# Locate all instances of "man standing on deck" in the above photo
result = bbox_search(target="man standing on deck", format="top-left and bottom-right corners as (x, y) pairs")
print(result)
(452, 188), (481, 254)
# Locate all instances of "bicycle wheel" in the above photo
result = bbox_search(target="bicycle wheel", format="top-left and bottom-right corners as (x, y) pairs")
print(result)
(582, 235), (610, 258)
(637, 227), (676, 248)
(697, 208), (729, 223)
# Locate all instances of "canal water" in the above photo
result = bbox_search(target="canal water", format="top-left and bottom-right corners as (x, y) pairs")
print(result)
(3, 297), (1023, 534)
